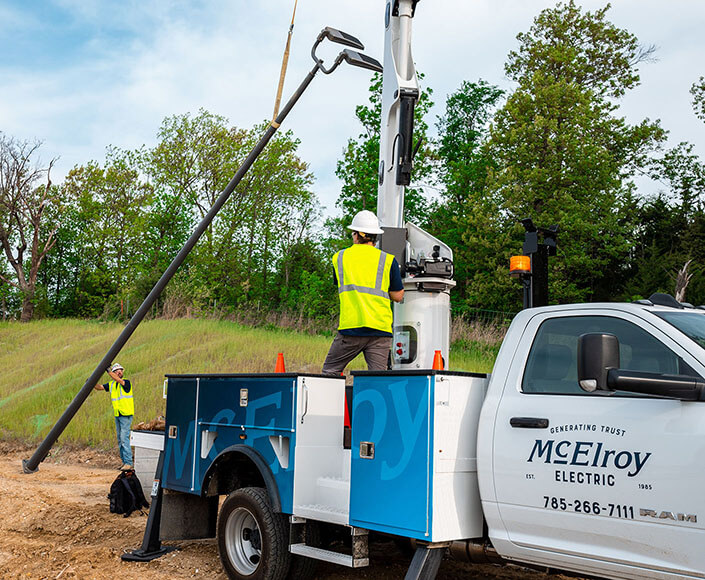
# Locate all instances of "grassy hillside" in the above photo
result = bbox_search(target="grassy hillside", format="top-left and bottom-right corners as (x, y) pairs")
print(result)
(0, 319), (498, 450)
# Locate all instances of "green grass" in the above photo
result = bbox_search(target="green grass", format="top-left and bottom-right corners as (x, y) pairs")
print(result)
(451, 340), (500, 374)
(0, 318), (497, 449)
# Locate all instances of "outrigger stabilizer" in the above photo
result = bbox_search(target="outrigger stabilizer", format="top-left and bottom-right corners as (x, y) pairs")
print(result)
(23, 26), (382, 474)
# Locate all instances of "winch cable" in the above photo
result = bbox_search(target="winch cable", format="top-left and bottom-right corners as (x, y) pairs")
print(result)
(272, 0), (299, 121)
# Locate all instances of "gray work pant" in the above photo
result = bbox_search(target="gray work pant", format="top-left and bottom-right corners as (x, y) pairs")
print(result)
(322, 333), (391, 375)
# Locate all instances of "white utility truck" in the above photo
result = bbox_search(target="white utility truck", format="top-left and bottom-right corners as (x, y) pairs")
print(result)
(151, 294), (705, 580)
(125, 2), (705, 579)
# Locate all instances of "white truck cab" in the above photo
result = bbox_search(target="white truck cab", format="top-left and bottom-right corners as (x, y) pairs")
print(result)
(478, 303), (705, 580)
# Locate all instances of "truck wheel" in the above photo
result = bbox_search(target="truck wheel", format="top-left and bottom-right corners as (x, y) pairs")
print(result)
(217, 487), (289, 580)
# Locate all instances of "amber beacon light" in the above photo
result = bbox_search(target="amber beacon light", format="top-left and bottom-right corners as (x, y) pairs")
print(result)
(509, 255), (531, 277)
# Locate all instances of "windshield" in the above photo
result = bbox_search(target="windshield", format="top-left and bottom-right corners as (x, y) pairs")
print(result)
(654, 311), (705, 349)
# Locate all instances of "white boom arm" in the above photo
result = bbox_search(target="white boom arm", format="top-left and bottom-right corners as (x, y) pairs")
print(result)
(377, 0), (456, 370)
(377, 0), (419, 228)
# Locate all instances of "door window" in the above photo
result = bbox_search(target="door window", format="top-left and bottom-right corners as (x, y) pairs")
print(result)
(522, 315), (699, 394)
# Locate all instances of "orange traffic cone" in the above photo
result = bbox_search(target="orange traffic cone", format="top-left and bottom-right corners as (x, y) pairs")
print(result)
(275, 353), (286, 373)
(432, 350), (444, 370)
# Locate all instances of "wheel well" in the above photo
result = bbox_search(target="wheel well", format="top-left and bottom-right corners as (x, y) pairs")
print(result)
(204, 452), (264, 495)
(202, 446), (281, 512)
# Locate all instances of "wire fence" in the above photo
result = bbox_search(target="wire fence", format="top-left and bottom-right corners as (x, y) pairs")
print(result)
(451, 308), (517, 348)
(453, 307), (516, 327)
(91, 298), (518, 345)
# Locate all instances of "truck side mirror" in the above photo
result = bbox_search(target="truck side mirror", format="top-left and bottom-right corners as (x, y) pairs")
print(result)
(577, 333), (620, 392)
(579, 332), (705, 400)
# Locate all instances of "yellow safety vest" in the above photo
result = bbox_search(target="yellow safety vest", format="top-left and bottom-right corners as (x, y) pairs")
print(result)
(333, 244), (394, 333)
(109, 380), (134, 417)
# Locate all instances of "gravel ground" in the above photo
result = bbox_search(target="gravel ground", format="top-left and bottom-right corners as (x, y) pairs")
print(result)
(0, 443), (576, 580)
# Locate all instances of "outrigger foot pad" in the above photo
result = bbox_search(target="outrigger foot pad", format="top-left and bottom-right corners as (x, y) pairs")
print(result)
(121, 545), (178, 562)
(404, 544), (448, 580)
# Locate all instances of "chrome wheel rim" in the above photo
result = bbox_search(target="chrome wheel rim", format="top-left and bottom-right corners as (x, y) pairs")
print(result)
(224, 506), (262, 575)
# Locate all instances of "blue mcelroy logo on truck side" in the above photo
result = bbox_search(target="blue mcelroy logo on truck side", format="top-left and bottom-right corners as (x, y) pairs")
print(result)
(528, 439), (652, 477)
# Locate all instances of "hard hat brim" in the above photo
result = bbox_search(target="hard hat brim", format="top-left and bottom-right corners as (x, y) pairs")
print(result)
(347, 224), (385, 235)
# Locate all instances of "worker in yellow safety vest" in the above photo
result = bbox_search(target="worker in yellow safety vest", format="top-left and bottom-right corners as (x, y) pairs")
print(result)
(94, 363), (134, 470)
(322, 210), (404, 375)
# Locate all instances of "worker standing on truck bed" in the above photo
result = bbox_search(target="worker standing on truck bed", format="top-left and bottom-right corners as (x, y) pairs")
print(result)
(322, 210), (404, 375)
(93, 363), (134, 470)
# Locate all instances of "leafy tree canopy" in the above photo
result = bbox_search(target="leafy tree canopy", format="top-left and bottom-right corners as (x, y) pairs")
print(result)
(487, 0), (665, 306)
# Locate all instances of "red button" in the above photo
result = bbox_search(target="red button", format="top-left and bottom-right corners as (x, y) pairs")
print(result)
(396, 349), (403, 355)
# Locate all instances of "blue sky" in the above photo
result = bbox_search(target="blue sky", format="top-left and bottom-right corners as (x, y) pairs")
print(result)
(2, 0), (704, 218)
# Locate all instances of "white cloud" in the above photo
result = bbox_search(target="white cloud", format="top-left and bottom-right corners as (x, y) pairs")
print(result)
(2, 0), (704, 215)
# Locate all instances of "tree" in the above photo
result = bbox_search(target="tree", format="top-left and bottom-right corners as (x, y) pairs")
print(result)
(51, 149), (152, 317)
(0, 134), (60, 321)
(273, 238), (337, 321)
(487, 1), (665, 306)
(436, 81), (504, 207)
(428, 80), (505, 310)
(626, 142), (705, 304)
(625, 194), (687, 301)
(0, 261), (18, 320)
(691, 76), (705, 121)
(334, 73), (434, 235)
(145, 111), (320, 312)
(674, 259), (694, 302)
(216, 122), (318, 306)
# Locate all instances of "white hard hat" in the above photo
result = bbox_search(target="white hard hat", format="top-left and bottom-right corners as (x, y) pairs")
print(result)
(111, 363), (124, 372)
(347, 210), (384, 235)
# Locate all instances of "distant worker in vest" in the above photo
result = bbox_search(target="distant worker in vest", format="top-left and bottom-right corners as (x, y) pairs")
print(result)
(93, 363), (134, 470)
(322, 210), (404, 375)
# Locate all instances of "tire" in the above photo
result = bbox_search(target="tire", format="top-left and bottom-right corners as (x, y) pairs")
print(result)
(217, 487), (290, 580)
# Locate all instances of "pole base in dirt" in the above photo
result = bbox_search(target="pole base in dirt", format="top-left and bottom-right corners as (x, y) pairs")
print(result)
(22, 459), (39, 473)
(121, 545), (178, 562)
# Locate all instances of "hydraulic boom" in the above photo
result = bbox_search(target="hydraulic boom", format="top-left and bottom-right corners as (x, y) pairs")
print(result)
(377, 0), (455, 370)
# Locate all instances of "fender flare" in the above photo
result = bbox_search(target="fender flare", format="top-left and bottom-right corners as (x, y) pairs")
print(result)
(201, 444), (282, 513)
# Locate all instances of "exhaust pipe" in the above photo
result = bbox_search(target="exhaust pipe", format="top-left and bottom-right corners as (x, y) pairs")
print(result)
(449, 540), (505, 565)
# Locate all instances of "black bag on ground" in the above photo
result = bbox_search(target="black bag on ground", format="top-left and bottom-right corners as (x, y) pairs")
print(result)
(108, 470), (150, 517)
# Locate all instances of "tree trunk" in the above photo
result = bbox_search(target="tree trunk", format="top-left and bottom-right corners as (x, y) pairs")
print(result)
(20, 292), (35, 323)
(675, 260), (694, 303)
(0, 140), (57, 323)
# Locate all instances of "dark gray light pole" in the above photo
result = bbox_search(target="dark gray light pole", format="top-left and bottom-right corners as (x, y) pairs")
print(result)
(23, 28), (382, 473)
(517, 218), (558, 310)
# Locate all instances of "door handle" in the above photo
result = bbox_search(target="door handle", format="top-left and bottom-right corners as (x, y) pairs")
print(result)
(300, 381), (309, 424)
(510, 417), (549, 429)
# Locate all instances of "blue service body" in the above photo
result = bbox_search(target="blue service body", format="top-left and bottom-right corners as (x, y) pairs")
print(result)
(350, 371), (485, 541)
(350, 372), (433, 538)
(162, 373), (299, 514)
(161, 370), (484, 544)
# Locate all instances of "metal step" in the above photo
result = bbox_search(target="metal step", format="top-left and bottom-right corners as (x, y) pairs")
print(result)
(294, 503), (349, 525)
(289, 544), (369, 568)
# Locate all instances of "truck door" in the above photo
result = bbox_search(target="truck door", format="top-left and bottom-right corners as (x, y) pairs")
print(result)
(489, 310), (705, 579)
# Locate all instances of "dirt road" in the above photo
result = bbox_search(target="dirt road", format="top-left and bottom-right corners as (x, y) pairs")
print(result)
(0, 444), (572, 580)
